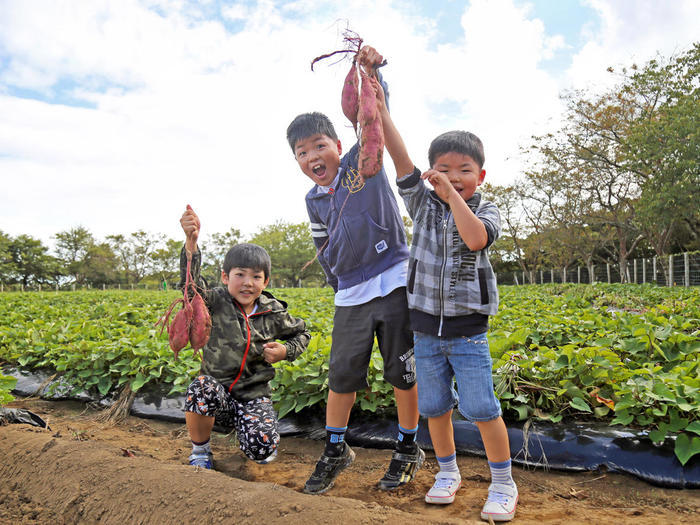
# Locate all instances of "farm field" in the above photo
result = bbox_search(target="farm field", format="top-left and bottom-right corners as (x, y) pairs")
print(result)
(1, 284), (699, 523)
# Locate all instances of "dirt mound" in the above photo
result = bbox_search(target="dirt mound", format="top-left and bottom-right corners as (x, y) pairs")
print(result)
(1, 399), (698, 524)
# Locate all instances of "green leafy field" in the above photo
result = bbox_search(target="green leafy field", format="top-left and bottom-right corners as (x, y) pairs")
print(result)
(0, 284), (698, 464)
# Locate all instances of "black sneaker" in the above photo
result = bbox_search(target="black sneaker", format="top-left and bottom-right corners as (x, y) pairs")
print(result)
(303, 443), (356, 494)
(377, 446), (425, 490)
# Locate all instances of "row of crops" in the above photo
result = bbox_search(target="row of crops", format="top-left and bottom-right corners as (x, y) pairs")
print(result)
(0, 284), (698, 464)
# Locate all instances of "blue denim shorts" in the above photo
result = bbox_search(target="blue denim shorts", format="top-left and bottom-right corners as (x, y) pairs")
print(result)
(413, 331), (502, 422)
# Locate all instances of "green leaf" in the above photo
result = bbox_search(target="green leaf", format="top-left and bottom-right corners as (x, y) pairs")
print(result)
(648, 429), (667, 444)
(569, 397), (592, 413)
(130, 373), (147, 392)
(97, 376), (112, 396)
(674, 433), (700, 466)
(685, 421), (700, 436)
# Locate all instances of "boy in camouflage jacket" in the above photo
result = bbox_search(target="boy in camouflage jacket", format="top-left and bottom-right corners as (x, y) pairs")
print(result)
(179, 205), (310, 468)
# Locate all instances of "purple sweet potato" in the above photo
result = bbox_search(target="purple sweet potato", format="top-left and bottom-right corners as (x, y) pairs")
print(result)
(359, 115), (384, 179)
(341, 61), (359, 131)
(168, 302), (192, 359)
(357, 68), (377, 129)
(189, 292), (211, 353)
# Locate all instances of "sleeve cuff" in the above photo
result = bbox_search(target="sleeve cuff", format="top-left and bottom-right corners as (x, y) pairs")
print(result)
(397, 166), (421, 189)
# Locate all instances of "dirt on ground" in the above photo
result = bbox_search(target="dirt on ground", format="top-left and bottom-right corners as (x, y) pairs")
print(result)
(1, 398), (698, 525)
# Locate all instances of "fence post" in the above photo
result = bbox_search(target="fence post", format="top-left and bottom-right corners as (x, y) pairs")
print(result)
(103, 284), (106, 291)
(642, 258), (646, 283)
(118, 284), (121, 290)
(38, 284), (41, 292)
(669, 255), (674, 286)
(539, 270), (543, 284)
(562, 268), (566, 283)
(633, 259), (637, 283)
(56, 283), (59, 292)
(514, 273), (519, 285)
(577, 267), (581, 284)
(606, 263), (611, 283)
(21, 283), (24, 292)
(522, 271), (525, 284)
(653, 257), (657, 282)
(685, 252), (690, 287)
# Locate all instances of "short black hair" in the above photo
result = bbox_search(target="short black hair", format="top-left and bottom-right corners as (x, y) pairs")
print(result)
(286, 112), (338, 152)
(428, 130), (485, 169)
(222, 243), (271, 280)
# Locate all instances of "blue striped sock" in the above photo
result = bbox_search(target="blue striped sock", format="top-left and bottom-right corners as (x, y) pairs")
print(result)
(488, 459), (514, 485)
(436, 452), (459, 474)
(397, 424), (418, 452)
(325, 425), (347, 456)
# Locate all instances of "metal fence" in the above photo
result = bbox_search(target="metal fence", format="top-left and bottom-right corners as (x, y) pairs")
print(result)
(499, 252), (700, 287)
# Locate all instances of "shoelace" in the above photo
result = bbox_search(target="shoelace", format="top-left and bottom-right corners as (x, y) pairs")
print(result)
(487, 490), (511, 505)
(433, 475), (459, 489)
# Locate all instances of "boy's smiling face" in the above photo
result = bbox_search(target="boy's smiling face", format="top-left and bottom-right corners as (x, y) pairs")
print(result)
(221, 267), (269, 314)
(433, 151), (485, 201)
(294, 133), (342, 187)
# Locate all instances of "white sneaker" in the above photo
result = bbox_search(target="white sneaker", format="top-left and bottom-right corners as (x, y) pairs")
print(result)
(425, 472), (461, 504)
(480, 482), (518, 522)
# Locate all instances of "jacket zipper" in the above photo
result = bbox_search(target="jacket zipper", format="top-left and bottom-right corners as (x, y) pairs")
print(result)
(227, 304), (271, 392)
(438, 209), (450, 336)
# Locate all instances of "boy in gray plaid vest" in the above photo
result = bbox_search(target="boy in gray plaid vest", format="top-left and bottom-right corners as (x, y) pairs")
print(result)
(377, 82), (518, 520)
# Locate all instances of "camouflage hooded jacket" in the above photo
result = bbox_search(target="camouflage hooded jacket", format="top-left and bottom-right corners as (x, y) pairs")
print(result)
(179, 248), (310, 402)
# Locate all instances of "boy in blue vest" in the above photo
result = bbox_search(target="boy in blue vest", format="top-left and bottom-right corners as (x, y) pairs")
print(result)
(374, 79), (518, 520)
(286, 46), (422, 495)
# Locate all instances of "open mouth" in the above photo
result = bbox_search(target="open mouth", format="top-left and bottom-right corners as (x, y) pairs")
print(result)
(312, 164), (326, 178)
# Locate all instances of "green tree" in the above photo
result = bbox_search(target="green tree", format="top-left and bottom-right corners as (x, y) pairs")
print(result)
(8, 235), (60, 287)
(0, 231), (16, 285)
(249, 221), (324, 287)
(623, 43), (700, 269)
(83, 242), (120, 286)
(54, 226), (95, 285)
(200, 227), (242, 283)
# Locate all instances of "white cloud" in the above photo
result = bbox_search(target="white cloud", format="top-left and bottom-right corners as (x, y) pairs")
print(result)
(567, 0), (699, 90)
(0, 0), (697, 250)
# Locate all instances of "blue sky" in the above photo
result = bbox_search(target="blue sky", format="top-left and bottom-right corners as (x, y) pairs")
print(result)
(0, 0), (698, 247)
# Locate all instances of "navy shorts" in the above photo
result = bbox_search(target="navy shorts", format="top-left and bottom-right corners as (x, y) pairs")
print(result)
(328, 287), (416, 393)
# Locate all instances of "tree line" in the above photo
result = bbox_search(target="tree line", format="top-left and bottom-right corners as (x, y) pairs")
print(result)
(2, 45), (697, 289)
(485, 43), (699, 284)
(0, 222), (328, 289)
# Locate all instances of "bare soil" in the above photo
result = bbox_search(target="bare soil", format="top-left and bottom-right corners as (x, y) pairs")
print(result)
(1, 398), (698, 525)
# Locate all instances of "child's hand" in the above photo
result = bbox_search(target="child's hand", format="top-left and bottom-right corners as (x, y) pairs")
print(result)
(263, 342), (287, 364)
(422, 169), (458, 203)
(180, 204), (200, 253)
(370, 76), (388, 114)
(357, 45), (385, 76)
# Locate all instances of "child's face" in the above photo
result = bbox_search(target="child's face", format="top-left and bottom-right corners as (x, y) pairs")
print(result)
(221, 267), (269, 313)
(293, 133), (342, 187)
(432, 152), (485, 201)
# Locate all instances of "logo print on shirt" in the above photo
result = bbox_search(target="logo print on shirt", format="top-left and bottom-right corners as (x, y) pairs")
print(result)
(343, 167), (366, 194)
(375, 240), (388, 254)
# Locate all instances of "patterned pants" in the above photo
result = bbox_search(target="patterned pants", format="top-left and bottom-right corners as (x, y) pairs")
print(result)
(184, 375), (279, 462)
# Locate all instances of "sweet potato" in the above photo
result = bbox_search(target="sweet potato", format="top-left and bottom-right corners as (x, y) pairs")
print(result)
(189, 292), (211, 353)
(341, 61), (359, 131)
(357, 69), (377, 129)
(168, 302), (192, 359)
(359, 116), (384, 179)
(156, 249), (209, 359)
